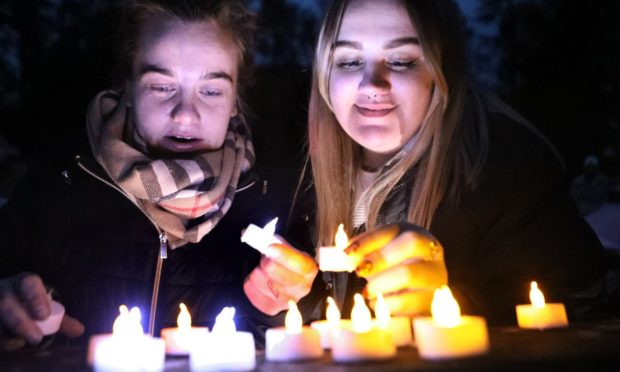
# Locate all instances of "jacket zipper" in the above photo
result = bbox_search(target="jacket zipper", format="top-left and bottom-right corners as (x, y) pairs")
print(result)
(75, 155), (166, 336)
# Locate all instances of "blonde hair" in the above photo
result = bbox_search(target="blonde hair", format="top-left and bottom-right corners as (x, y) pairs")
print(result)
(308, 0), (488, 245)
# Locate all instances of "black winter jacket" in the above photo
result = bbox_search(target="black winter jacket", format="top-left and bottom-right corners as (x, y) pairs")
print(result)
(288, 112), (607, 325)
(0, 148), (295, 347)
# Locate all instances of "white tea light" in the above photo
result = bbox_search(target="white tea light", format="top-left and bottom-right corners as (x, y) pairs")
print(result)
(34, 296), (65, 336)
(317, 224), (356, 272)
(241, 217), (282, 255)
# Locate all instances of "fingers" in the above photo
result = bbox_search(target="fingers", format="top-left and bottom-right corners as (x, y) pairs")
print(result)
(369, 289), (435, 317)
(364, 260), (448, 300)
(0, 290), (43, 345)
(59, 315), (85, 338)
(356, 231), (444, 277)
(344, 224), (400, 258)
(259, 258), (313, 297)
(17, 274), (50, 320)
(243, 267), (287, 316)
(264, 243), (318, 279)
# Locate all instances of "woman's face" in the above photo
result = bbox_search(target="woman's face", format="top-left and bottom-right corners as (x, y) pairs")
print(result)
(329, 0), (434, 168)
(128, 18), (239, 156)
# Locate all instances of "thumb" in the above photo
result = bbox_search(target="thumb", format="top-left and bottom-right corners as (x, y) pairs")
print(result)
(59, 315), (84, 338)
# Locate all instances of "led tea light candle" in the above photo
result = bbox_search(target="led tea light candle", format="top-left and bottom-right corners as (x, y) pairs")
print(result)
(91, 305), (165, 372)
(317, 224), (356, 272)
(374, 293), (413, 347)
(310, 296), (343, 349)
(516, 281), (568, 329)
(331, 294), (396, 362)
(241, 217), (282, 255)
(189, 307), (255, 371)
(160, 303), (209, 355)
(265, 300), (323, 361)
(34, 293), (65, 336)
(413, 286), (489, 360)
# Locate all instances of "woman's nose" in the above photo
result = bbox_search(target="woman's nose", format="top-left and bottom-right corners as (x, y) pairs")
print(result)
(358, 62), (390, 100)
(171, 93), (200, 125)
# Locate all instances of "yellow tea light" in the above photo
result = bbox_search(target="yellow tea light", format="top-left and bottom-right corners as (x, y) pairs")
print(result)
(265, 300), (324, 362)
(160, 303), (209, 355)
(310, 296), (343, 349)
(516, 281), (568, 329)
(374, 293), (413, 347)
(317, 224), (356, 272)
(331, 294), (396, 362)
(413, 286), (489, 360)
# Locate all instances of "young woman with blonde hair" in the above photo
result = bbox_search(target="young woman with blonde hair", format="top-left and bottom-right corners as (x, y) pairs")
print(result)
(289, 0), (605, 325)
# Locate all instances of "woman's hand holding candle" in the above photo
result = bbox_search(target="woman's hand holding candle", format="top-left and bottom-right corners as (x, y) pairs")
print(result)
(244, 241), (319, 315)
(0, 273), (83, 349)
(345, 223), (448, 316)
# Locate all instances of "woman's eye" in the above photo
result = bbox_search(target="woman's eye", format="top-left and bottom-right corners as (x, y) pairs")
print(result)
(387, 60), (416, 70)
(149, 84), (176, 96)
(200, 89), (222, 97)
(336, 60), (364, 69)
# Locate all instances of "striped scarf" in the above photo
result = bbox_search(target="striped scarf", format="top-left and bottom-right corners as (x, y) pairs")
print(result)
(86, 91), (255, 249)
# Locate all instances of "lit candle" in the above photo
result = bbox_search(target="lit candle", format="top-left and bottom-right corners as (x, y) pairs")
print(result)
(240, 217), (282, 255)
(310, 296), (342, 349)
(317, 224), (356, 272)
(90, 305), (165, 371)
(34, 293), (65, 336)
(516, 281), (568, 329)
(189, 307), (255, 371)
(413, 286), (489, 360)
(374, 293), (413, 347)
(160, 303), (209, 355)
(265, 300), (324, 361)
(331, 294), (396, 362)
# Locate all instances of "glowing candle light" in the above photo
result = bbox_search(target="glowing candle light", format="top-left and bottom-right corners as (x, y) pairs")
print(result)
(240, 217), (282, 255)
(331, 294), (396, 362)
(265, 300), (323, 362)
(310, 296), (342, 349)
(189, 307), (255, 371)
(374, 293), (413, 347)
(413, 286), (489, 360)
(90, 305), (165, 371)
(516, 281), (568, 329)
(317, 224), (356, 272)
(160, 303), (209, 355)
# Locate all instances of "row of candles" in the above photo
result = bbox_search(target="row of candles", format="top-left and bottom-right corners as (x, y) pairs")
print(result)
(35, 219), (569, 370)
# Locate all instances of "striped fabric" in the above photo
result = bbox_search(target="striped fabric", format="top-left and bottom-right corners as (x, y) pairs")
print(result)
(87, 91), (255, 249)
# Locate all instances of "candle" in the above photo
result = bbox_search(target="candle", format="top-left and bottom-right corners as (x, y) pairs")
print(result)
(90, 305), (165, 372)
(189, 307), (255, 371)
(265, 300), (324, 361)
(34, 295), (65, 336)
(413, 286), (489, 360)
(310, 296), (342, 349)
(160, 303), (209, 355)
(317, 224), (356, 272)
(240, 217), (282, 255)
(331, 294), (396, 362)
(516, 281), (568, 329)
(374, 293), (413, 347)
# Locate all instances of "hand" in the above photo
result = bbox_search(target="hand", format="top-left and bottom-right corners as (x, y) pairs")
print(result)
(345, 223), (448, 317)
(0, 273), (84, 350)
(244, 239), (319, 316)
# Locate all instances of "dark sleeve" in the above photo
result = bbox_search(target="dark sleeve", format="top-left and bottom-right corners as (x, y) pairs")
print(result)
(433, 119), (606, 326)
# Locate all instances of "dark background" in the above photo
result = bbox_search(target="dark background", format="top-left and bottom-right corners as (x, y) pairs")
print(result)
(1, 0), (619, 189)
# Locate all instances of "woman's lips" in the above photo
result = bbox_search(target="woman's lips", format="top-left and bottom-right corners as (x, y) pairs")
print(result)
(355, 104), (396, 117)
(162, 135), (203, 151)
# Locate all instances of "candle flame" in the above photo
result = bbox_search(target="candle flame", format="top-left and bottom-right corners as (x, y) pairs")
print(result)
(212, 306), (236, 335)
(431, 286), (461, 328)
(334, 224), (348, 250)
(112, 305), (144, 337)
(177, 303), (191, 330)
(264, 217), (278, 236)
(285, 300), (303, 334)
(326, 296), (341, 328)
(351, 294), (372, 333)
(529, 281), (546, 308)
(374, 293), (391, 329)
